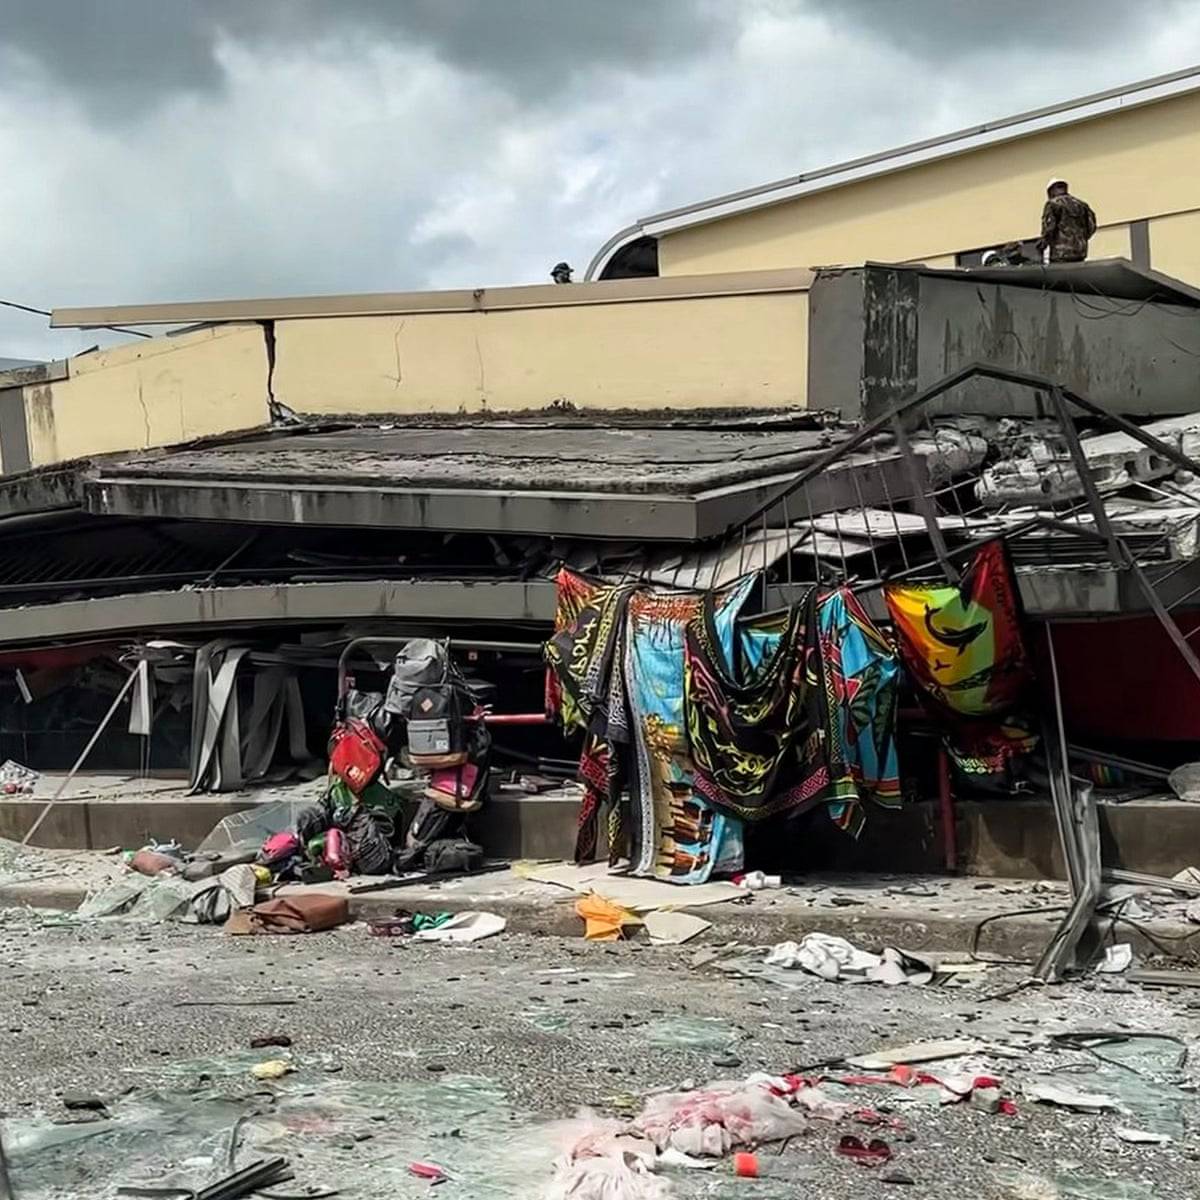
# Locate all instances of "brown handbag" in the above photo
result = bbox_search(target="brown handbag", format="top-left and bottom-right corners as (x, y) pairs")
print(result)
(227, 893), (349, 935)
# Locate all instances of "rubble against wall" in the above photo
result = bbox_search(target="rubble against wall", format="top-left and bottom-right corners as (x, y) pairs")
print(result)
(976, 413), (1200, 507)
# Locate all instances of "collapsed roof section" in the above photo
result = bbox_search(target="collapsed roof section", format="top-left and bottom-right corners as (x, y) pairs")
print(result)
(82, 420), (913, 541)
(0, 364), (1193, 653)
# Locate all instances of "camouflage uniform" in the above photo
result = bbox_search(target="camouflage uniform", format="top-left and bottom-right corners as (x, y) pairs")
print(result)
(1040, 193), (1097, 262)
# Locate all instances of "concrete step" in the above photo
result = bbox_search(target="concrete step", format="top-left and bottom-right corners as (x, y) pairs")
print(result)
(3, 793), (1198, 881)
(1, 867), (1196, 968)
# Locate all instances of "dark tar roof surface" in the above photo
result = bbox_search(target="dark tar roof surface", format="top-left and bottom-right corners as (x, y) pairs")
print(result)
(99, 421), (863, 495)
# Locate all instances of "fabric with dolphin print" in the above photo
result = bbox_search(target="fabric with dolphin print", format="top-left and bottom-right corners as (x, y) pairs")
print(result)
(883, 539), (1031, 718)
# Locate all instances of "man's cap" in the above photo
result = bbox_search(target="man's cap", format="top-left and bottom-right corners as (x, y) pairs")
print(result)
(1045, 176), (1068, 191)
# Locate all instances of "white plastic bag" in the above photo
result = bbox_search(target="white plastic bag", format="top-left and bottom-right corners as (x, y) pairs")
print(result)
(634, 1079), (807, 1155)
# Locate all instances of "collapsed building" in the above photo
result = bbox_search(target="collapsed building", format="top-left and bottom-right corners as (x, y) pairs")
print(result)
(0, 255), (1197, 904)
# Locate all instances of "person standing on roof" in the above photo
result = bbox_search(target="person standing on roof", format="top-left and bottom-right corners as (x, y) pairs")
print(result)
(1038, 177), (1097, 263)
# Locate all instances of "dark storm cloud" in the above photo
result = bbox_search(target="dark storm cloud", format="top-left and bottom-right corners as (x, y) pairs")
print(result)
(0, 0), (1196, 362)
(0, 0), (735, 117)
(803, 0), (1191, 56)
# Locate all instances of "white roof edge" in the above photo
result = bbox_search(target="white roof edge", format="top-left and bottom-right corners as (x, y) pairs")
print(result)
(585, 64), (1200, 280)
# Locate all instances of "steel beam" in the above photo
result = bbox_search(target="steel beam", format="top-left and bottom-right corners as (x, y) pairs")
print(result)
(0, 579), (558, 647)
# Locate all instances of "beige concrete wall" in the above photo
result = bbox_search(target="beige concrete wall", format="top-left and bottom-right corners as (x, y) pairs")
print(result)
(1088, 223), (1131, 260)
(273, 289), (810, 414)
(657, 90), (1200, 281)
(22, 325), (270, 467)
(1149, 210), (1200, 285)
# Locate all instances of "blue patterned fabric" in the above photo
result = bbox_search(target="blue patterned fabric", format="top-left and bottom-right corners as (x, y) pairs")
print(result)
(625, 577), (754, 882)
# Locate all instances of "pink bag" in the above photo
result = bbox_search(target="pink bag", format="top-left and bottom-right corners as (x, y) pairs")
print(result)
(258, 831), (301, 868)
(425, 762), (482, 812)
(322, 828), (350, 878)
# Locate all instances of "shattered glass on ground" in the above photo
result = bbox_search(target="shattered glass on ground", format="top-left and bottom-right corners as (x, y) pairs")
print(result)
(9, 1056), (557, 1200)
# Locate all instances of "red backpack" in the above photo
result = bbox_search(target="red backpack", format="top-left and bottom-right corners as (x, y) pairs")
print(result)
(328, 718), (387, 793)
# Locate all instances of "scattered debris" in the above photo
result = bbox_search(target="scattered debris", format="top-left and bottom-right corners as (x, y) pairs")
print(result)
(764, 934), (933, 985)
(835, 1135), (893, 1166)
(1096, 944), (1133, 974)
(733, 1151), (759, 1177)
(249, 1060), (294, 1081)
(1026, 1080), (1118, 1113)
(1127, 969), (1200, 988)
(634, 1078), (808, 1157)
(643, 1016), (737, 1052)
(77, 862), (258, 925)
(733, 872), (781, 890)
(249, 1035), (293, 1049)
(642, 911), (711, 945)
(126, 848), (180, 877)
(1113, 1127), (1171, 1146)
(577, 895), (642, 942)
(846, 1039), (985, 1070)
(0, 759), (37, 794)
(409, 1160), (450, 1183)
(1168, 762), (1200, 802)
(518, 861), (745, 910)
(414, 911), (507, 943)
(191, 1156), (293, 1200)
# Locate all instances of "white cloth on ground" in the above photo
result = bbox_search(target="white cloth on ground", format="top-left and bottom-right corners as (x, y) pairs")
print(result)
(764, 932), (932, 985)
(541, 1116), (669, 1200)
(415, 910), (507, 942)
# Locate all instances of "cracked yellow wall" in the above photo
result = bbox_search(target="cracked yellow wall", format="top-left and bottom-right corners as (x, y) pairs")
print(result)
(272, 290), (810, 414)
(22, 324), (271, 467)
(657, 90), (1200, 280)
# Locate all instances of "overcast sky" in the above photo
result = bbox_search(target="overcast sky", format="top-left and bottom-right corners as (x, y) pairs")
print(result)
(2, 0), (1198, 359)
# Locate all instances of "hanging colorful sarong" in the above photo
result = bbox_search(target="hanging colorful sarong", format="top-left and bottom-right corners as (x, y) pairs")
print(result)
(547, 570), (903, 878)
(684, 589), (827, 821)
(814, 589), (902, 835)
(684, 587), (900, 838)
(624, 578), (754, 883)
(544, 568), (634, 734)
(544, 569), (635, 862)
(883, 540), (1030, 718)
(885, 540), (1037, 784)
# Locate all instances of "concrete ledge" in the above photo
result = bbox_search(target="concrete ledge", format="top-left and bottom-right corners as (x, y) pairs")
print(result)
(751, 797), (1200, 881)
(0, 797), (260, 851)
(4, 794), (1199, 882)
(3, 870), (1196, 967)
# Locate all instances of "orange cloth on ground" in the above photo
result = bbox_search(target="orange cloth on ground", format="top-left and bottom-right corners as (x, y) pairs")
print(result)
(575, 893), (642, 941)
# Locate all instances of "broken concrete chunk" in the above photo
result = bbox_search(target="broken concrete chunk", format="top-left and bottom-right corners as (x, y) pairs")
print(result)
(1114, 1127), (1171, 1146)
(847, 1038), (983, 1069)
(1026, 1078), (1117, 1112)
(976, 412), (1200, 510)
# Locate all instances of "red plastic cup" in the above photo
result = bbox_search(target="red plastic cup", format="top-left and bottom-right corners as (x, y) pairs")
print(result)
(733, 1152), (759, 1178)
